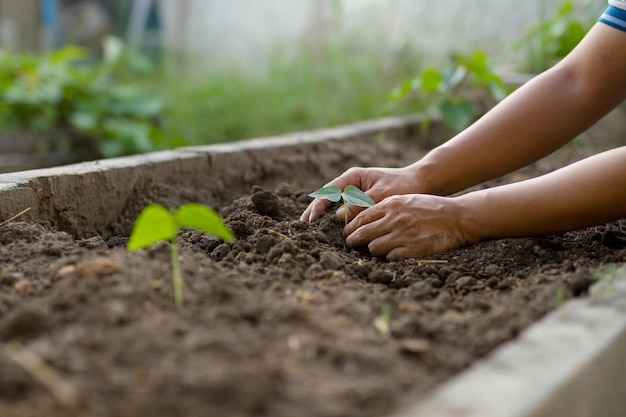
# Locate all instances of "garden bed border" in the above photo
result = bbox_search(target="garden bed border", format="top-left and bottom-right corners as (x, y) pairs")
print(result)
(0, 113), (624, 416)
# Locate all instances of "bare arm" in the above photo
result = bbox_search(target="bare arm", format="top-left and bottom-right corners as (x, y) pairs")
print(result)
(302, 23), (626, 224)
(344, 147), (626, 260)
(460, 147), (626, 242)
(337, 22), (626, 260)
(411, 22), (626, 196)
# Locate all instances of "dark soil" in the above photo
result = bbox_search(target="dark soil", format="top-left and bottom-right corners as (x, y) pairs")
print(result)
(0, 137), (625, 417)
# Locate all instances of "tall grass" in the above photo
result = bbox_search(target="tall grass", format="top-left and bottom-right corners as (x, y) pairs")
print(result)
(143, 39), (423, 147)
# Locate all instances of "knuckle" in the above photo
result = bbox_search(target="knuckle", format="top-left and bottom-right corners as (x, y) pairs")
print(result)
(383, 195), (404, 207)
(368, 241), (384, 257)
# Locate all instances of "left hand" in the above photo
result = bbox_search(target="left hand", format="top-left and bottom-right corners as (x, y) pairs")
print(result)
(343, 193), (472, 260)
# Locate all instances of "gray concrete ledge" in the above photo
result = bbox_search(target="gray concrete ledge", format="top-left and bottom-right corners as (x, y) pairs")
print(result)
(394, 266), (626, 417)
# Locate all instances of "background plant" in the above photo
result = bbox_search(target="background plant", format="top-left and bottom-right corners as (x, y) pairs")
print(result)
(0, 36), (164, 158)
(387, 51), (510, 133)
(516, 1), (600, 73)
(147, 38), (424, 146)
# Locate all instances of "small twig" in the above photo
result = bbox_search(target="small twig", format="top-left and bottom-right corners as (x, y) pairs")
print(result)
(4, 342), (79, 408)
(267, 229), (290, 240)
(0, 207), (32, 228)
(417, 260), (448, 265)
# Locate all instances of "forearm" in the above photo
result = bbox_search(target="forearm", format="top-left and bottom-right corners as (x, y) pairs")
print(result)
(409, 23), (626, 196)
(458, 147), (626, 242)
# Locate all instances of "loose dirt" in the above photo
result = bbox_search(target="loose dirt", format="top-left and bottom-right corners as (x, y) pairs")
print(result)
(0, 135), (624, 417)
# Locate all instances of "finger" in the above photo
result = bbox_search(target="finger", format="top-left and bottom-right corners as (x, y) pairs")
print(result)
(344, 210), (387, 248)
(385, 246), (411, 261)
(335, 204), (367, 223)
(300, 169), (367, 223)
(300, 198), (331, 223)
(366, 231), (401, 258)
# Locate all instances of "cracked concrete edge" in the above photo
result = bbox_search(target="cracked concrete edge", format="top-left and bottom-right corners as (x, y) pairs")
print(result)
(178, 115), (427, 155)
(0, 116), (431, 237)
(0, 150), (212, 237)
(393, 266), (626, 417)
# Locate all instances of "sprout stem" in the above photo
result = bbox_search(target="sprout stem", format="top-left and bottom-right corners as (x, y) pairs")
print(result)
(171, 236), (183, 307)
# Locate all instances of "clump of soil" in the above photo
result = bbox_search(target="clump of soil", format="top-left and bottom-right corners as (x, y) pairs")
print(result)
(0, 141), (624, 417)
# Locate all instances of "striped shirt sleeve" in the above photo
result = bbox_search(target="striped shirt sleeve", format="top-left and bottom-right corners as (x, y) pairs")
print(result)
(600, 3), (626, 31)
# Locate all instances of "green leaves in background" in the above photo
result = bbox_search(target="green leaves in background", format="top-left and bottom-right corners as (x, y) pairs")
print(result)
(388, 50), (510, 134)
(440, 98), (476, 133)
(518, 1), (596, 73)
(0, 36), (163, 158)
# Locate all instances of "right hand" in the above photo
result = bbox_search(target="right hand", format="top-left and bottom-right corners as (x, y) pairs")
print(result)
(300, 166), (421, 223)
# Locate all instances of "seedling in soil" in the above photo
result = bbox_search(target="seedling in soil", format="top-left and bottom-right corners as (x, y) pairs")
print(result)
(308, 185), (375, 225)
(373, 304), (392, 340)
(127, 203), (234, 307)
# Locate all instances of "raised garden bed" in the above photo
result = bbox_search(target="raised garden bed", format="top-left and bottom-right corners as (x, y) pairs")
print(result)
(0, 117), (625, 417)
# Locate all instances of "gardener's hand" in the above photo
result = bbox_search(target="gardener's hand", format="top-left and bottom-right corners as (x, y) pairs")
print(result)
(343, 193), (472, 260)
(300, 166), (420, 223)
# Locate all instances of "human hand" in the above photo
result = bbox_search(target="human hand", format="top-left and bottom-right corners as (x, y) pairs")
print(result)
(300, 166), (420, 223)
(343, 193), (472, 260)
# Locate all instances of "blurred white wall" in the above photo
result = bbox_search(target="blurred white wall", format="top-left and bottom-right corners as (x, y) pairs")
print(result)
(158, 0), (605, 74)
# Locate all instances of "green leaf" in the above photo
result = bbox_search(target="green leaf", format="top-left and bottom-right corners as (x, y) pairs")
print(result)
(342, 185), (375, 208)
(175, 203), (235, 242)
(440, 98), (476, 132)
(387, 77), (418, 103)
(127, 205), (177, 251)
(488, 80), (509, 102)
(443, 66), (466, 92)
(70, 111), (98, 131)
(48, 46), (88, 65)
(420, 68), (443, 94)
(309, 185), (342, 202)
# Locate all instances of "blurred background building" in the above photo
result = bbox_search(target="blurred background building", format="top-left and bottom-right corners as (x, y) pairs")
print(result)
(0, 0), (605, 73)
(0, 0), (613, 173)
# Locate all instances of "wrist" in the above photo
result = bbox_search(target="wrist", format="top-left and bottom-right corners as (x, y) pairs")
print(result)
(454, 192), (490, 246)
(407, 157), (440, 195)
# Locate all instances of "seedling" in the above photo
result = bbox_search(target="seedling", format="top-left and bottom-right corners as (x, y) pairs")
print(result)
(373, 304), (392, 340)
(127, 203), (234, 307)
(309, 185), (375, 225)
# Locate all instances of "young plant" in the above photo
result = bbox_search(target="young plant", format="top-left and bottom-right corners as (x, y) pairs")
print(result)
(387, 51), (510, 133)
(127, 203), (234, 307)
(308, 184), (375, 225)
(516, 1), (599, 73)
(0, 36), (164, 158)
(373, 304), (392, 340)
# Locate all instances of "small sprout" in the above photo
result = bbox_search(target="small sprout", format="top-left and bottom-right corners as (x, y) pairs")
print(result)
(309, 184), (375, 224)
(554, 287), (568, 307)
(373, 304), (392, 340)
(127, 203), (234, 307)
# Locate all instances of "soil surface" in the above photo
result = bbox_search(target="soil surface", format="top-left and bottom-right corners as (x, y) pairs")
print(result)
(0, 135), (625, 417)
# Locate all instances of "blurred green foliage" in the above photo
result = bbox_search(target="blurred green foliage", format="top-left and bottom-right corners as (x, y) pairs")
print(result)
(149, 41), (423, 146)
(0, 36), (163, 158)
(0, 2), (597, 160)
(387, 51), (510, 133)
(517, 1), (599, 73)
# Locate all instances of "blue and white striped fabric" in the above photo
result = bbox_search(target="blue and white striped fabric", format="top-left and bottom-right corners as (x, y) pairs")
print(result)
(600, 1), (626, 31)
